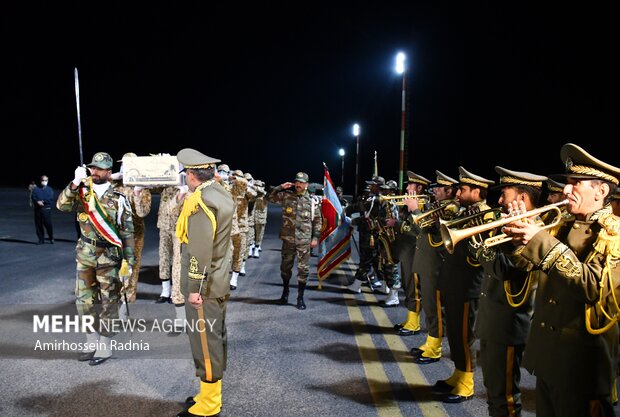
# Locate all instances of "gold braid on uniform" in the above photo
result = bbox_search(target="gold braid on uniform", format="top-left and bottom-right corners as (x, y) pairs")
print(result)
(176, 180), (217, 244)
(460, 177), (490, 188)
(504, 271), (534, 308)
(585, 212), (620, 334)
(569, 165), (619, 185)
(500, 176), (543, 188)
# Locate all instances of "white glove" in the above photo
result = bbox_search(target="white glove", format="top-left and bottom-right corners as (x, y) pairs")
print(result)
(73, 166), (88, 186)
(120, 266), (132, 284)
(110, 171), (123, 180)
(176, 185), (189, 193)
(133, 186), (144, 192)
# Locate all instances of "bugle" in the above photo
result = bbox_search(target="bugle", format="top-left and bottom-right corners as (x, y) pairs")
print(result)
(411, 199), (459, 228)
(440, 199), (570, 254)
(380, 193), (431, 206)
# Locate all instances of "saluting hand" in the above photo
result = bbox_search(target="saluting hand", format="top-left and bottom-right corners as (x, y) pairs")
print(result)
(281, 182), (294, 189)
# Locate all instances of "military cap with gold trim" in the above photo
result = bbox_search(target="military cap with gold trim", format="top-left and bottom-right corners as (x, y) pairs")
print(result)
(177, 148), (220, 172)
(492, 166), (547, 190)
(406, 170), (431, 186)
(546, 179), (566, 193)
(458, 166), (495, 188)
(557, 143), (620, 185)
(431, 170), (459, 188)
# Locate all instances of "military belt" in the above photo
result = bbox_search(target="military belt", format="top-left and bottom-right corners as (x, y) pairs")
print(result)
(80, 236), (115, 248)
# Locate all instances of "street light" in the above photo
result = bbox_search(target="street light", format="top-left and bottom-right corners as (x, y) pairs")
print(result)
(338, 148), (345, 191)
(395, 52), (407, 192)
(352, 123), (360, 199)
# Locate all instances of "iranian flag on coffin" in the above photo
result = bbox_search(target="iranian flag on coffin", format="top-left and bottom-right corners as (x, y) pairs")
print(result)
(318, 164), (352, 280)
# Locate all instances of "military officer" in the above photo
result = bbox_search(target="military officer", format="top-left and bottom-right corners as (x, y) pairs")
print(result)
(503, 143), (620, 416)
(474, 166), (547, 417)
(113, 152), (152, 308)
(56, 152), (135, 365)
(405, 170), (459, 363)
(431, 166), (495, 403)
(267, 172), (322, 310)
(174, 148), (234, 417)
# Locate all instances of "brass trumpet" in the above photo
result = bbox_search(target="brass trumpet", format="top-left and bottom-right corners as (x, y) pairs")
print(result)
(412, 199), (460, 228)
(380, 194), (431, 206)
(440, 199), (570, 254)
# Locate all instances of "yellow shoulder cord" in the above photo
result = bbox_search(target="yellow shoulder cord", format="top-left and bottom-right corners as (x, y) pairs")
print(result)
(176, 181), (217, 243)
(428, 233), (443, 248)
(584, 225), (620, 335)
(504, 271), (533, 308)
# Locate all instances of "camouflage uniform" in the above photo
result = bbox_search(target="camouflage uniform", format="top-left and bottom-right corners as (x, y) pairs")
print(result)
(158, 186), (186, 305)
(115, 184), (151, 303)
(57, 180), (135, 337)
(267, 182), (321, 285)
(230, 177), (249, 272)
(253, 181), (268, 249)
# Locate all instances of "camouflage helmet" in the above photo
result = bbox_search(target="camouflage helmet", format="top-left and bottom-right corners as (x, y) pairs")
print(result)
(294, 172), (309, 183)
(232, 169), (244, 177)
(217, 164), (230, 173)
(87, 152), (114, 170)
(244, 172), (253, 181)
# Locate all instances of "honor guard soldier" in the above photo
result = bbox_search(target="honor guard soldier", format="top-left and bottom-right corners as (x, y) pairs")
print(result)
(267, 172), (322, 310)
(251, 180), (268, 258)
(113, 152), (152, 308)
(503, 143), (620, 416)
(174, 148), (234, 417)
(473, 166), (547, 417)
(391, 171), (431, 331)
(406, 170), (459, 363)
(56, 152), (135, 365)
(432, 166), (495, 403)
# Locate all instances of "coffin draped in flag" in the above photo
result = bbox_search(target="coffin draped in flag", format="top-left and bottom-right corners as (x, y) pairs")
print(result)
(318, 164), (352, 281)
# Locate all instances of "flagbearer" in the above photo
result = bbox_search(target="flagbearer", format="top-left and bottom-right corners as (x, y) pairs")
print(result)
(56, 152), (135, 366)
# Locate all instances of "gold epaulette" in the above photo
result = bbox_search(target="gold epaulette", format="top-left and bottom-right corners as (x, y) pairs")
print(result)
(593, 213), (620, 258)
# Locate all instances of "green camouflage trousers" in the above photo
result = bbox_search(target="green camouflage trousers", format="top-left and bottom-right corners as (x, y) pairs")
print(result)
(121, 227), (144, 303)
(75, 241), (122, 337)
(280, 240), (311, 284)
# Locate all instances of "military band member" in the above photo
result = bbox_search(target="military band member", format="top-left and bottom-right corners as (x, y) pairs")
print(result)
(503, 143), (620, 417)
(546, 178), (566, 204)
(406, 170), (459, 363)
(56, 152), (135, 365)
(267, 172), (322, 310)
(473, 166), (547, 417)
(390, 171), (431, 332)
(174, 148), (234, 417)
(376, 179), (401, 306)
(346, 176), (385, 293)
(610, 188), (620, 216)
(432, 166), (495, 403)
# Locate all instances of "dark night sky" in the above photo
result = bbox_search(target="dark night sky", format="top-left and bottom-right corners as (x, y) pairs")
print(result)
(2, 3), (619, 192)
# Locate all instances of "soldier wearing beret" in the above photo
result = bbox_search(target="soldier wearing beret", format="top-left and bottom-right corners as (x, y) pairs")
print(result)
(503, 143), (620, 416)
(431, 166), (495, 403)
(405, 170), (459, 364)
(267, 171), (322, 310)
(174, 148), (234, 417)
(473, 166), (548, 417)
(56, 152), (135, 365)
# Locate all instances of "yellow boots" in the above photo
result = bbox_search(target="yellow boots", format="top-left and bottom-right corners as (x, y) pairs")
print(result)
(397, 310), (420, 336)
(187, 380), (222, 416)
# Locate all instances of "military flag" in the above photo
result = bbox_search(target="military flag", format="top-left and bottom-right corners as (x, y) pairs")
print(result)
(317, 163), (352, 285)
